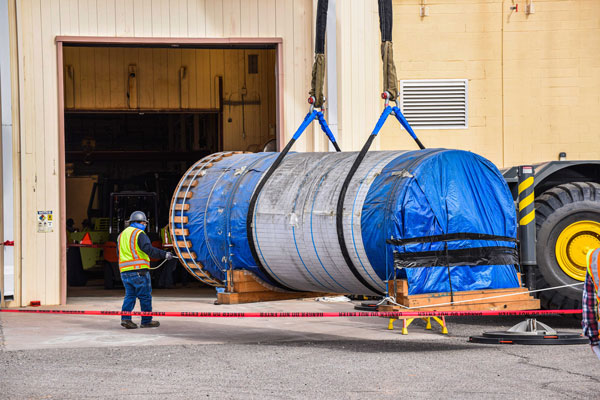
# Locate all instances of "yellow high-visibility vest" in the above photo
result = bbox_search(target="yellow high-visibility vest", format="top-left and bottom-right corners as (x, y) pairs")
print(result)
(118, 226), (150, 273)
(161, 225), (173, 247)
(587, 248), (600, 302)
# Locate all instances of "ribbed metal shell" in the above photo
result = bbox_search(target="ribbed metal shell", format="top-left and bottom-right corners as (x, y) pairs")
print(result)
(252, 151), (403, 295)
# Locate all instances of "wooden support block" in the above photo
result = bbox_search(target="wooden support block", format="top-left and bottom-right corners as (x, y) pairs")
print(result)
(217, 291), (332, 305)
(173, 228), (189, 236)
(182, 180), (199, 187)
(230, 280), (271, 293)
(194, 162), (213, 169)
(173, 216), (188, 223)
(382, 278), (540, 312)
(387, 279), (409, 296)
(228, 270), (262, 283)
(177, 192), (193, 199)
(174, 203), (190, 211)
(177, 240), (192, 248)
(180, 251), (197, 260)
(403, 288), (533, 308)
(378, 294), (540, 312)
(220, 269), (334, 304)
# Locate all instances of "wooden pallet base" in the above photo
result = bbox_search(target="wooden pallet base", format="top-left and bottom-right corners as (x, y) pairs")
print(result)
(379, 279), (540, 312)
(216, 270), (333, 305)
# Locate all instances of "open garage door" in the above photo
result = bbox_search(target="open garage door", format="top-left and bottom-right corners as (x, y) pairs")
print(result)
(60, 42), (278, 298)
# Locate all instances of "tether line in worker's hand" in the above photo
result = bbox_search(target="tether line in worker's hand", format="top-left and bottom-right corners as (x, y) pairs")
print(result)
(148, 256), (179, 270)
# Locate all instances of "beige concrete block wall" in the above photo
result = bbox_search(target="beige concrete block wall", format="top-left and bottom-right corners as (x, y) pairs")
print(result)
(9, 0), (319, 306)
(8, 0), (380, 306)
(381, 0), (600, 168)
(502, 0), (600, 167)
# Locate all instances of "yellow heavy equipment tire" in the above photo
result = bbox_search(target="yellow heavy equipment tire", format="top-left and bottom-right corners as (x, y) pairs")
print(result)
(535, 182), (600, 310)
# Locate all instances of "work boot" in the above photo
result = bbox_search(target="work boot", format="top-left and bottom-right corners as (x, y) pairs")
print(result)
(140, 320), (160, 328)
(121, 320), (138, 329)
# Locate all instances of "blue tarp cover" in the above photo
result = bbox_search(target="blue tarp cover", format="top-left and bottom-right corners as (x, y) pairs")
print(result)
(181, 153), (278, 284)
(361, 149), (520, 295)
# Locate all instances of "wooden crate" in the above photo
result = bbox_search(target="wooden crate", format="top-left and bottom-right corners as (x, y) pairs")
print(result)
(217, 270), (333, 305)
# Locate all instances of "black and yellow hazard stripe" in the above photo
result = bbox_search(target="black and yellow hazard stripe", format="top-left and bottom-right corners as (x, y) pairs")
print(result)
(518, 176), (535, 226)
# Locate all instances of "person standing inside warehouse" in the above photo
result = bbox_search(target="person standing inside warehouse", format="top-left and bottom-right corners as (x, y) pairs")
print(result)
(582, 248), (600, 358)
(118, 211), (173, 329)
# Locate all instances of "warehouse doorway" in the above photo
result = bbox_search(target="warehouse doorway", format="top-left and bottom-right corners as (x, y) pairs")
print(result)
(57, 38), (282, 302)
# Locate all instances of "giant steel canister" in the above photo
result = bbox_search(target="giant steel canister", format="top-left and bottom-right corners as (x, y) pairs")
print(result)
(169, 149), (521, 296)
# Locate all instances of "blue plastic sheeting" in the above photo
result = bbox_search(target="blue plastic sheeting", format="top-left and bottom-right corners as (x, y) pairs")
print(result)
(361, 149), (520, 295)
(175, 153), (278, 284)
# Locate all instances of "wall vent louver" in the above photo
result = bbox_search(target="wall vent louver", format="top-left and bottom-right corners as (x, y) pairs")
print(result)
(400, 79), (468, 129)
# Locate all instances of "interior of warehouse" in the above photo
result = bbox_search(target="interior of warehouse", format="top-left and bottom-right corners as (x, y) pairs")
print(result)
(63, 44), (277, 295)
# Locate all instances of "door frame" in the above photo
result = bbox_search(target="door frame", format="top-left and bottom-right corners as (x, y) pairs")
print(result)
(56, 36), (284, 304)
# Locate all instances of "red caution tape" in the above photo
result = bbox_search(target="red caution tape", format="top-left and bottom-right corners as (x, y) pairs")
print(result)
(2, 241), (14, 246)
(0, 309), (582, 318)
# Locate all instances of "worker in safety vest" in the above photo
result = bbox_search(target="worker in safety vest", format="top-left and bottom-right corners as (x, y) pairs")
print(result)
(117, 211), (173, 329)
(582, 248), (600, 356)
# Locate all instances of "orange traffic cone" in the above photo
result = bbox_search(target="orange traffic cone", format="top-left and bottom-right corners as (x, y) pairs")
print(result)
(81, 232), (92, 245)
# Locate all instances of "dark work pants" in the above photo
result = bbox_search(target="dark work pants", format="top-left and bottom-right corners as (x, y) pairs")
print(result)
(121, 270), (152, 324)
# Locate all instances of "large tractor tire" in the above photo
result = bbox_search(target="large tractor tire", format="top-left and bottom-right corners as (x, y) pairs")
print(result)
(534, 182), (600, 309)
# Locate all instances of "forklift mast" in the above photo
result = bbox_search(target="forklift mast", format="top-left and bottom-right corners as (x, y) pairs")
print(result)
(108, 191), (160, 240)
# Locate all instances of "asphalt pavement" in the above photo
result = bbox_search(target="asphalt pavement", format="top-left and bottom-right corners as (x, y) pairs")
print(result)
(0, 292), (598, 399)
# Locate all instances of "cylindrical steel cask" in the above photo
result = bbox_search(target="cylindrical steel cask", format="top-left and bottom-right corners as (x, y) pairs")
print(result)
(170, 149), (520, 295)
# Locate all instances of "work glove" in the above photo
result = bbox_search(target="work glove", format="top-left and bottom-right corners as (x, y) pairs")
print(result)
(165, 252), (174, 260)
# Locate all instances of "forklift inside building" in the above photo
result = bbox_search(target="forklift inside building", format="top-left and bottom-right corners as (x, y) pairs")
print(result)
(62, 43), (278, 296)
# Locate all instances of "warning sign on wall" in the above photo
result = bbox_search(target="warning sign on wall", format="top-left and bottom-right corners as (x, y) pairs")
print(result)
(37, 211), (54, 233)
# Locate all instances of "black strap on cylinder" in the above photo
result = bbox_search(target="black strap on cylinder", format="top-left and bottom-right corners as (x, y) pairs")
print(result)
(246, 143), (299, 292)
(331, 2), (407, 296)
(393, 246), (520, 269)
(387, 233), (517, 246)
(246, 0), (340, 292)
(335, 137), (385, 295)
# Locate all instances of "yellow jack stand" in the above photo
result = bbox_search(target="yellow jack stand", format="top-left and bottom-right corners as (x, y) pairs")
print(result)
(388, 316), (448, 335)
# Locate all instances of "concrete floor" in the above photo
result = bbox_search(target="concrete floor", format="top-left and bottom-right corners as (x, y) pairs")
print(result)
(1, 289), (598, 399)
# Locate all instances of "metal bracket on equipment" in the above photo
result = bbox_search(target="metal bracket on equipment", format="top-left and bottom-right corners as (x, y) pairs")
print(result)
(469, 318), (589, 345)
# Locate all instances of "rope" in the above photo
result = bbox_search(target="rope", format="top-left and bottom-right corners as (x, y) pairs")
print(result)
(147, 256), (179, 271)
